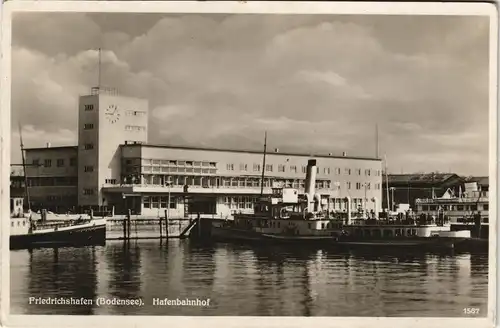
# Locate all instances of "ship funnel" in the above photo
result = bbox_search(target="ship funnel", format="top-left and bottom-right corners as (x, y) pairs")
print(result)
(305, 159), (317, 212)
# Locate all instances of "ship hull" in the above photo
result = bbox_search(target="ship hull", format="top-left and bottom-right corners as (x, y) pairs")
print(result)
(334, 237), (469, 249)
(210, 226), (474, 250)
(10, 223), (106, 250)
(210, 226), (335, 245)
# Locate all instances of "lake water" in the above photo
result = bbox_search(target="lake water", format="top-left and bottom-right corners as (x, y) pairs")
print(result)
(10, 240), (488, 317)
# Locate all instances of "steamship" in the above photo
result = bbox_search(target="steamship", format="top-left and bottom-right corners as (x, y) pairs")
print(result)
(210, 159), (473, 249)
(210, 159), (342, 245)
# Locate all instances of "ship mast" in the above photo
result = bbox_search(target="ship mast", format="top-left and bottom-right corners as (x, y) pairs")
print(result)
(384, 154), (390, 213)
(260, 131), (267, 196)
(19, 123), (31, 211)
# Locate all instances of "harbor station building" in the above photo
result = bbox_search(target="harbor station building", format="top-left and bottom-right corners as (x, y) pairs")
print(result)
(23, 87), (383, 218)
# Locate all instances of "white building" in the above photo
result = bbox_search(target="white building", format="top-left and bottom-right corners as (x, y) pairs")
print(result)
(24, 87), (383, 218)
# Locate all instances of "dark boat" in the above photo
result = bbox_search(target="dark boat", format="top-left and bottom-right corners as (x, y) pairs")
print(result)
(10, 125), (107, 250)
(10, 197), (107, 250)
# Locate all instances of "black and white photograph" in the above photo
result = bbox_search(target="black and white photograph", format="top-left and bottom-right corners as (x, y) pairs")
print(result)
(1, 1), (497, 327)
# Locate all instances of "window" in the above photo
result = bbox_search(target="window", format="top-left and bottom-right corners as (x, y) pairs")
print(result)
(239, 164), (248, 171)
(302, 166), (307, 173)
(105, 179), (117, 184)
(169, 197), (176, 209)
(32, 159), (40, 166)
(346, 182), (351, 189)
(356, 182), (361, 190)
(484, 204), (489, 211)
(253, 164), (261, 172)
(84, 166), (94, 173)
(335, 167), (341, 174)
(324, 168), (330, 175)
(56, 159), (65, 167)
(265, 164), (273, 172)
(84, 123), (94, 130)
(356, 169), (361, 175)
(84, 143), (94, 150)
(83, 188), (94, 195)
(70, 158), (77, 166)
(366, 183), (371, 190)
(152, 196), (159, 208)
(226, 164), (234, 171)
(290, 165), (297, 173)
(160, 196), (167, 208)
(84, 104), (94, 111)
(365, 169), (371, 176)
(44, 159), (52, 167)
(143, 196), (151, 209)
(345, 168), (351, 175)
(278, 164), (285, 172)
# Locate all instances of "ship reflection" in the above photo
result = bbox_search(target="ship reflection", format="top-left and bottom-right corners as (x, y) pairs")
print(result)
(25, 246), (98, 315)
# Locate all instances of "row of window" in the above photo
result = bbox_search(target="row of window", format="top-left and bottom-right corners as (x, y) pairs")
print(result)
(140, 159), (217, 167)
(419, 204), (489, 211)
(143, 196), (177, 209)
(32, 158), (77, 168)
(143, 167), (217, 174)
(84, 123), (95, 130)
(226, 163), (381, 177)
(27, 177), (78, 187)
(135, 174), (381, 191)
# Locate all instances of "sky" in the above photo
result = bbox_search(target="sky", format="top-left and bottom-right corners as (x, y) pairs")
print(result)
(10, 12), (491, 175)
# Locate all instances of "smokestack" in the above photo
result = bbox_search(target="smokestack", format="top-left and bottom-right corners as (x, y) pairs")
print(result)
(305, 159), (317, 212)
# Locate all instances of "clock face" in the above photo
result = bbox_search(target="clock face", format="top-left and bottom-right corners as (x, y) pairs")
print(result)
(105, 104), (121, 124)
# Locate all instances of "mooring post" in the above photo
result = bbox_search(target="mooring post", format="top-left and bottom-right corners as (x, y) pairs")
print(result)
(159, 212), (163, 239)
(123, 215), (127, 240)
(127, 209), (131, 240)
(198, 212), (201, 237)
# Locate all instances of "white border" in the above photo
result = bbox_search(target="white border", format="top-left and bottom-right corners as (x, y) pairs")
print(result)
(0, 2), (497, 328)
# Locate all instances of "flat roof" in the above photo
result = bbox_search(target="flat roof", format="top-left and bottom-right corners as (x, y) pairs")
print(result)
(25, 146), (78, 151)
(121, 143), (382, 161)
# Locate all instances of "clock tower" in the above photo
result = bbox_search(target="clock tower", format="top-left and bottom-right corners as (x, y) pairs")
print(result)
(77, 87), (149, 206)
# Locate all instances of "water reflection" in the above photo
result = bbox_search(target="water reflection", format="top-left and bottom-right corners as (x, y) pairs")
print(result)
(10, 240), (488, 317)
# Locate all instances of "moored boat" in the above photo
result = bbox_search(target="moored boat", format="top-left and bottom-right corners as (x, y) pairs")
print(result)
(10, 197), (107, 250)
(210, 159), (341, 245)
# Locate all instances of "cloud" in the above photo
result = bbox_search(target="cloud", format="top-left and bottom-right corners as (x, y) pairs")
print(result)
(9, 13), (490, 176)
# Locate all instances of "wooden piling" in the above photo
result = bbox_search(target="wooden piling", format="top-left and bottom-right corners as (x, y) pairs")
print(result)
(123, 215), (127, 240)
(127, 209), (131, 240)
(159, 214), (163, 238)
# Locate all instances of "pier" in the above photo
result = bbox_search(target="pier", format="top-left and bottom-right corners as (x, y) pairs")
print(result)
(104, 212), (221, 241)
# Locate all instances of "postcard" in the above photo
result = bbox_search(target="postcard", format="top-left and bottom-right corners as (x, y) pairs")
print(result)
(1, 1), (497, 328)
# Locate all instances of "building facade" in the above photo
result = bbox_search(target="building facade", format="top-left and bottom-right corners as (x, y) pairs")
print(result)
(23, 146), (78, 212)
(22, 86), (383, 218)
(382, 173), (488, 211)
